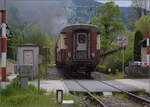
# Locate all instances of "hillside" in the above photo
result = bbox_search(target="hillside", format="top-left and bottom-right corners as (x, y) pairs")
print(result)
(69, 0), (133, 24)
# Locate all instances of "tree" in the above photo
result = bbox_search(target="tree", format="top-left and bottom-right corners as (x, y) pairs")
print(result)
(131, 0), (150, 18)
(134, 30), (143, 61)
(6, 7), (57, 64)
(7, 33), (22, 60)
(92, 1), (125, 39)
(135, 15), (150, 36)
(92, 1), (125, 52)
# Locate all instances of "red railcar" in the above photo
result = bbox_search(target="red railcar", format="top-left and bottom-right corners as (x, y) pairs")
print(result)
(55, 24), (100, 77)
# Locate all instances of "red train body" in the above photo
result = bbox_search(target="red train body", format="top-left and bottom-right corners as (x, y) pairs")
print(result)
(55, 24), (100, 76)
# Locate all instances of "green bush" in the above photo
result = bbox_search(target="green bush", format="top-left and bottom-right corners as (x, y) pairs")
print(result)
(114, 93), (128, 98)
(9, 77), (21, 88)
(134, 30), (143, 61)
(96, 64), (107, 73)
(138, 88), (146, 95)
(40, 65), (46, 79)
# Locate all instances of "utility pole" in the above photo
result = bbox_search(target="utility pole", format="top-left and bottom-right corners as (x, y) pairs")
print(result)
(122, 46), (125, 78)
(1, 0), (7, 89)
(147, 31), (149, 65)
(89, 0), (92, 24)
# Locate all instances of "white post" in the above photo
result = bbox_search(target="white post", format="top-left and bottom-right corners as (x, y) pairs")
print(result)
(1, 0), (7, 89)
(147, 31), (150, 65)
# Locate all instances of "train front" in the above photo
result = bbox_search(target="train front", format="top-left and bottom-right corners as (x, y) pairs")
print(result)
(56, 24), (100, 74)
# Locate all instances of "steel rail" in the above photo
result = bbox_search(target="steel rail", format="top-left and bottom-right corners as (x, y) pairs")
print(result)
(63, 69), (106, 106)
(75, 80), (106, 107)
(101, 81), (150, 106)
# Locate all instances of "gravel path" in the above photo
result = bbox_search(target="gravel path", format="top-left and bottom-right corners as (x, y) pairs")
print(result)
(46, 66), (63, 80)
(100, 96), (142, 107)
(46, 66), (110, 81)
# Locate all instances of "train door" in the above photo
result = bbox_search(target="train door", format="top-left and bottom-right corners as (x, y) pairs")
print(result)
(75, 32), (89, 60)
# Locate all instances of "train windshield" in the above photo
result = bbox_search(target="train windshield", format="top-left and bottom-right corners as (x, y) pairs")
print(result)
(78, 34), (86, 44)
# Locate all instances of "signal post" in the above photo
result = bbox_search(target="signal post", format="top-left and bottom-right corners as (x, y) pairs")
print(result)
(1, 0), (7, 89)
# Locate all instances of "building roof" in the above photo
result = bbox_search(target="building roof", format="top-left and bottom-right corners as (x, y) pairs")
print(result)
(19, 44), (39, 47)
(61, 24), (100, 33)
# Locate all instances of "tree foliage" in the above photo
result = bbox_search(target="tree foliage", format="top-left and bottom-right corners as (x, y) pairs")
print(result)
(134, 30), (143, 61)
(92, 2), (135, 72)
(93, 1), (125, 38)
(6, 7), (57, 64)
(101, 30), (134, 71)
(135, 15), (150, 36)
(92, 1), (125, 53)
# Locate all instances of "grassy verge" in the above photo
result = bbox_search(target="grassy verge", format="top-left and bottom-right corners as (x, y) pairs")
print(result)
(7, 58), (16, 64)
(137, 88), (146, 95)
(40, 64), (55, 79)
(108, 71), (123, 79)
(0, 78), (82, 107)
(49, 91), (83, 107)
(114, 93), (128, 98)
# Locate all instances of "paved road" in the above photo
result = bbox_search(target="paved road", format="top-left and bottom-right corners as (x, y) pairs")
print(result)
(30, 79), (150, 94)
(30, 80), (69, 93)
(115, 79), (150, 94)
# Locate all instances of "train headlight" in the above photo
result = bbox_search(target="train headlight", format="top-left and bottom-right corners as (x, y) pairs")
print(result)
(91, 52), (95, 57)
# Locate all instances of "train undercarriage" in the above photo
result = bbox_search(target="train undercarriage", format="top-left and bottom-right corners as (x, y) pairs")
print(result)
(56, 60), (98, 79)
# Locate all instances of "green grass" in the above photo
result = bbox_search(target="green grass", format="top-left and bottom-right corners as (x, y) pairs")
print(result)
(40, 64), (54, 79)
(49, 91), (83, 107)
(114, 93), (128, 98)
(7, 58), (16, 64)
(0, 81), (48, 107)
(48, 63), (55, 68)
(137, 88), (146, 95)
(108, 71), (123, 79)
(0, 78), (83, 107)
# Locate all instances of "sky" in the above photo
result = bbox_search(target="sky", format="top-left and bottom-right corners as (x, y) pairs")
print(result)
(0, 0), (132, 9)
(95, 0), (132, 7)
(0, 0), (133, 35)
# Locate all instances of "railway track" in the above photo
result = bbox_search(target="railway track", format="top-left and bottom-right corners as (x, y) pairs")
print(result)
(60, 69), (150, 106)
(62, 70), (106, 106)
(76, 80), (150, 107)
(75, 80), (106, 107)
(101, 81), (150, 107)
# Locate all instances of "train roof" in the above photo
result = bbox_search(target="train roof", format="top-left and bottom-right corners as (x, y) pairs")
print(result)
(61, 24), (100, 33)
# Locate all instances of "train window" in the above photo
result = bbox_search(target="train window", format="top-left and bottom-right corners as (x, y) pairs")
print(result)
(78, 34), (86, 44)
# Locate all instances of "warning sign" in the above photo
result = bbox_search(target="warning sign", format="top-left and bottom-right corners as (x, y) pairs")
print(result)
(115, 36), (128, 47)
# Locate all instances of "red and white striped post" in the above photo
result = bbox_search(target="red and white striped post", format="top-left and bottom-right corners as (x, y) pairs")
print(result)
(147, 31), (150, 65)
(1, 9), (7, 89)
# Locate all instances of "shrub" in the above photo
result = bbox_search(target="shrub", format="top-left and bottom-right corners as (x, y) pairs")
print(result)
(96, 64), (107, 73)
(40, 65), (46, 79)
(9, 77), (21, 88)
(134, 30), (143, 61)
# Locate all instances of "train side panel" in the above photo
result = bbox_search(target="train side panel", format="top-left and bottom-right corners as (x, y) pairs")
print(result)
(66, 32), (73, 61)
(96, 34), (100, 59)
(56, 34), (67, 65)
